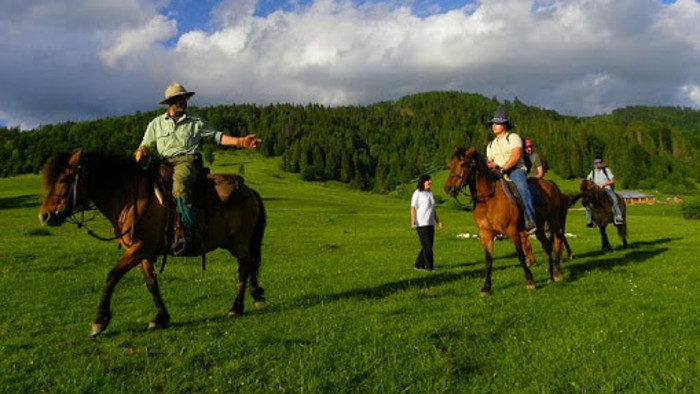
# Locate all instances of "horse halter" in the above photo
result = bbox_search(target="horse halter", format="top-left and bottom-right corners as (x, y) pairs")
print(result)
(48, 162), (86, 220)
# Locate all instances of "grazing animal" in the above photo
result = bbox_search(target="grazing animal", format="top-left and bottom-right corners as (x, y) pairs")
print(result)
(575, 179), (628, 251)
(444, 147), (569, 295)
(38, 151), (266, 336)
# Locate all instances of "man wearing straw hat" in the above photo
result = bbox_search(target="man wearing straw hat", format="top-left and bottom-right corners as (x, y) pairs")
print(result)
(134, 82), (261, 251)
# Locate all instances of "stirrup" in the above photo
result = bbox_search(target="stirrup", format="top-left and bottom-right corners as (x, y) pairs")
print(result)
(171, 234), (187, 255)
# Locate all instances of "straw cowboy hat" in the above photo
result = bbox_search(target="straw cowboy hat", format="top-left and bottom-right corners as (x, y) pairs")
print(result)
(160, 82), (195, 105)
(486, 106), (514, 131)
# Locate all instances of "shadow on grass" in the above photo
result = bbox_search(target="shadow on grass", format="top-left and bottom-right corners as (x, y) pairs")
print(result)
(0, 194), (41, 210)
(566, 247), (668, 282)
(570, 237), (680, 260)
(294, 264), (510, 307)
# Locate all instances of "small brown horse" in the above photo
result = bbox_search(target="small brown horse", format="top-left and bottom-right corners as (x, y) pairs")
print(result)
(38, 151), (266, 336)
(444, 147), (569, 295)
(575, 179), (628, 251)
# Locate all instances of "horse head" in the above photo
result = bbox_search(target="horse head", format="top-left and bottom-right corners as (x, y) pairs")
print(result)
(579, 179), (604, 207)
(444, 147), (479, 197)
(39, 150), (91, 226)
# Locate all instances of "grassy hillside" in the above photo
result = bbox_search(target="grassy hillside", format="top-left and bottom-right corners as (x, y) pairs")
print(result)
(1, 151), (699, 392)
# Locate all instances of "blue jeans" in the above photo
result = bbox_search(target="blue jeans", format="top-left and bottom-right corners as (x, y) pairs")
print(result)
(509, 168), (536, 224)
(604, 189), (622, 218)
(585, 189), (622, 222)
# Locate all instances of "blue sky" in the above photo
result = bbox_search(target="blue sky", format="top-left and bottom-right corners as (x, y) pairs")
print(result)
(1, 0), (699, 129)
(163, 0), (478, 38)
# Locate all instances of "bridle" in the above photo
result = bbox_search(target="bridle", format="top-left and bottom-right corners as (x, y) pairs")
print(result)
(48, 162), (88, 222)
(49, 160), (152, 244)
(448, 156), (498, 205)
(447, 164), (473, 208)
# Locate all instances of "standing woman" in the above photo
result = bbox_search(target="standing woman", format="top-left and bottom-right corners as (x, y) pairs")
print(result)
(410, 175), (442, 271)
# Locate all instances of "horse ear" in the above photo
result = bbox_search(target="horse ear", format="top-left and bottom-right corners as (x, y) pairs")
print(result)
(69, 150), (83, 166)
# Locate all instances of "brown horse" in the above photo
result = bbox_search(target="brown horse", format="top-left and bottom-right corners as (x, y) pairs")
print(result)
(575, 179), (628, 251)
(444, 147), (569, 295)
(38, 151), (266, 336)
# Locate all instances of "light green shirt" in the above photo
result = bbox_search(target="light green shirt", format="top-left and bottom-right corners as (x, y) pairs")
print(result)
(140, 112), (223, 158)
(486, 132), (526, 170)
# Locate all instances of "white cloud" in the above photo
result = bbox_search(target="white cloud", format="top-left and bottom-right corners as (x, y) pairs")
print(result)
(2, 0), (700, 128)
(99, 15), (177, 69)
(681, 84), (700, 106)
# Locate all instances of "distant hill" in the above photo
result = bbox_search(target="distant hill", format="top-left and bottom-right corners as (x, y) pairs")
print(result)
(1, 91), (698, 194)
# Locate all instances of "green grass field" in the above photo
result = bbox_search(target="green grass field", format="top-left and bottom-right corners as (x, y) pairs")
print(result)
(2, 151), (699, 392)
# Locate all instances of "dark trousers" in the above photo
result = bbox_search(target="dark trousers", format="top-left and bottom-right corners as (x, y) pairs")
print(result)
(415, 225), (435, 270)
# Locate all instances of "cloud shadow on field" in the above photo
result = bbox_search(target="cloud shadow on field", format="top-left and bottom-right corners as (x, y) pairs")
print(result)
(565, 247), (668, 282)
(0, 194), (41, 210)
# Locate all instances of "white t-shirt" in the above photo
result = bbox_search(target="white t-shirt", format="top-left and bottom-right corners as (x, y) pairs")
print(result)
(411, 189), (436, 227)
(587, 168), (615, 190)
(486, 132), (526, 170)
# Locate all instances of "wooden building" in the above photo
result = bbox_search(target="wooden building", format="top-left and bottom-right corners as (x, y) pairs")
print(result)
(618, 190), (655, 205)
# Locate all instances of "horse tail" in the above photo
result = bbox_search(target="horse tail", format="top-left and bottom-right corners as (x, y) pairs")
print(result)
(566, 192), (583, 207)
(249, 188), (266, 271)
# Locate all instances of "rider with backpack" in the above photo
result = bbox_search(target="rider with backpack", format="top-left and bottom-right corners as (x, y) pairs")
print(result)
(485, 106), (537, 233)
(525, 139), (544, 179)
(586, 157), (624, 226)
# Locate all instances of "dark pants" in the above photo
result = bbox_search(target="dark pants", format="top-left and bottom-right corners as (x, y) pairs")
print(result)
(415, 225), (435, 270)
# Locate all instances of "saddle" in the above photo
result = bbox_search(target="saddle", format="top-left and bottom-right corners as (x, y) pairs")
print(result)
(499, 176), (543, 228)
(153, 163), (250, 260)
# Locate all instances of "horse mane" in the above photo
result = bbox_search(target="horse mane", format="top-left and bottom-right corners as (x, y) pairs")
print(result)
(42, 151), (144, 191)
(84, 151), (140, 175)
(41, 152), (73, 192)
(580, 179), (609, 206)
(452, 147), (499, 183)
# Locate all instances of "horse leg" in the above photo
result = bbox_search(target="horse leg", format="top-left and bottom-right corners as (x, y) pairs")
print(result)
(91, 251), (141, 337)
(227, 243), (254, 317)
(509, 228), (536, 291)
(600, 225), (612, 251)
(617, 223), (628, 249)
(521, 232), (536, 267)
(552, 232), (564, 283)
(139, 260), (170, 329)
(562, 233), (573, 260)
(534, 226), (556, 283)
(249, 275), (266, 310)
(479, 231), (495, 296)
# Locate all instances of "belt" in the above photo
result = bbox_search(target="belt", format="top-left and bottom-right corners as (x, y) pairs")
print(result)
(167, 152), (201, 159)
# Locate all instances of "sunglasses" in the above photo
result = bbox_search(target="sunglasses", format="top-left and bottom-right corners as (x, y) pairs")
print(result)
(594, 161), (602, 165)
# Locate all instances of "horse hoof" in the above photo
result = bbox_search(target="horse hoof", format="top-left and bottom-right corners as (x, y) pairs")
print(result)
(479, 289), (492, 297)
(91, 323), (105, 337)
(228, 310), (243, 318)
(253, 300), (267, 309)
(147, 321), (168, 330)
(526, 283), (537, 291)
(554, 275), (564, 283)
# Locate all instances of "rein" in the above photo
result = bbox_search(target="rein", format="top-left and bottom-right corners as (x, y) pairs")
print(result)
(85, 178), (153, 244)
(57, 163), (153, 244)
(448, 170), (473, 207)
(450, 161), (497, 205)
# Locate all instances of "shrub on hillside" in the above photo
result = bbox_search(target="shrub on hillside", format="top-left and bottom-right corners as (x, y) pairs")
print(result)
(681, 198), (700, 220)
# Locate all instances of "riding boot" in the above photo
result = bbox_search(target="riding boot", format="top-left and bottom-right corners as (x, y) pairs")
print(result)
(585, 206), (596, 227)
(174, 197), (197, 254)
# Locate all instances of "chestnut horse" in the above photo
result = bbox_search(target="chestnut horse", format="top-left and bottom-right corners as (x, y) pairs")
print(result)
(444, 147), (568, 296)
(575, 179), (628, 251)
(38, 151), (266, 336)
